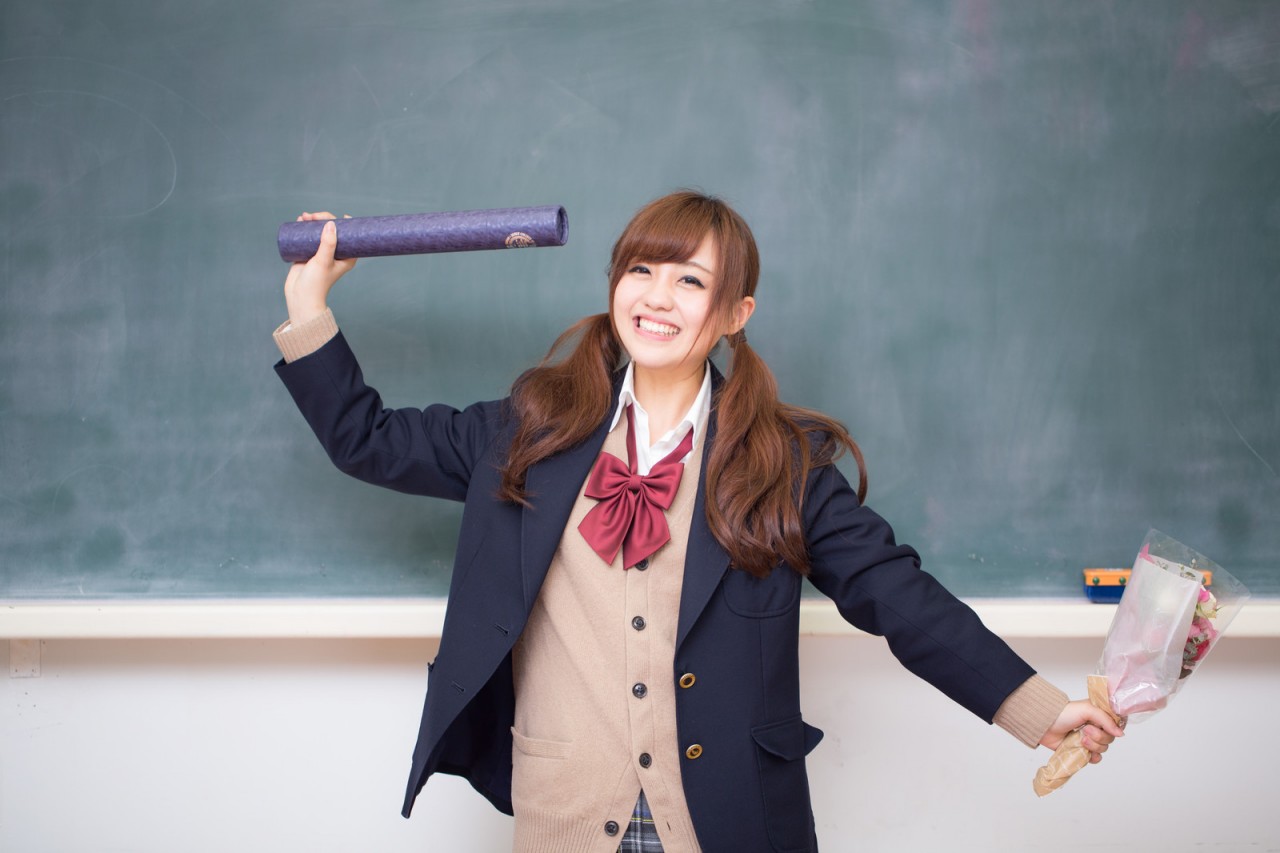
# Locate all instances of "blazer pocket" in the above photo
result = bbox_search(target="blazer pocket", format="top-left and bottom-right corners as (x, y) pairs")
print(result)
(751, 716), (824, 852)
(722, 565), (801, 618)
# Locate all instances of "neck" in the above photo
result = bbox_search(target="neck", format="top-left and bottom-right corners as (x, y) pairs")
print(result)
(632, 362), (705, 442)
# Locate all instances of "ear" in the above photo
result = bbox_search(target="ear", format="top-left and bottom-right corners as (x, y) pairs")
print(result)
(729, 296), (756, 334)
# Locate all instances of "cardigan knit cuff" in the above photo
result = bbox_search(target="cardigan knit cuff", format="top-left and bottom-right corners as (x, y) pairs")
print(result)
(273, 309), (339, 363)
(993, 674), (1069, 748)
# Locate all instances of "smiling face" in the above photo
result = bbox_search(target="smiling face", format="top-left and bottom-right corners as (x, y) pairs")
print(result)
(606, 192), (760, 390)
(612, 233), (743, 384)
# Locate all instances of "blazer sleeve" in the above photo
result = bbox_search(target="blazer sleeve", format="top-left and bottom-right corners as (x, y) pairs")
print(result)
(274, 330), (508, 502)
(801, 461), (1035, 723)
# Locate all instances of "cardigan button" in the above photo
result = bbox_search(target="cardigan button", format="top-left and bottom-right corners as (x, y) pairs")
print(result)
(639, 752), (652, 768)
(679, 673), (696, 689)
(685, 743), (703, 760)
(634, 558), (650, 570)
(605, 820), (620, 836)
(632, 682), (648, 699)
(631, 615), (646, 631)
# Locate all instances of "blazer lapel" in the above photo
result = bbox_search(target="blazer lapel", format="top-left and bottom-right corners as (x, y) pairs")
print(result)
(519, 386), (621, 611)
(676, 369), (731, 652)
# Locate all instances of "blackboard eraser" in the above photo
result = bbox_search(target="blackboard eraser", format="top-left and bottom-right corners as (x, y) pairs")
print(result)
(1083, 567), (1215, 602)
(1083, 568), (1129, 603)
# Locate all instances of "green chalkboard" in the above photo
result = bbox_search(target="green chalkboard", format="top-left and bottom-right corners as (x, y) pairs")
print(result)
(2, 1), (1277, 599)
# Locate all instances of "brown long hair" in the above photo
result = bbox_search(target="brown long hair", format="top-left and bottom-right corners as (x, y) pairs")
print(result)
(498, 190), (867, 577)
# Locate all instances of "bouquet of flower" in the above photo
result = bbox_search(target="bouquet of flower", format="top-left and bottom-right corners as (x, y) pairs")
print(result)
(1033, 530), (1250, 796)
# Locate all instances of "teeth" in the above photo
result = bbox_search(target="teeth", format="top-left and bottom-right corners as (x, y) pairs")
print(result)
(638, 318), (678, 336)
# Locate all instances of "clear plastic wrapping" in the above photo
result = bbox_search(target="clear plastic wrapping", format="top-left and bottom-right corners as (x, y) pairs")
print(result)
(1033, 530), (1250, 795)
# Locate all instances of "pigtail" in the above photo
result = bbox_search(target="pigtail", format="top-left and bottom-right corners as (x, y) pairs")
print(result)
(498, 312), (622, 505)
(706, 333), (866, 578)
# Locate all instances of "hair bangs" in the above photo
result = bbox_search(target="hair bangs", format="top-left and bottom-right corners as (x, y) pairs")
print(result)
(609, 192), (722, 284)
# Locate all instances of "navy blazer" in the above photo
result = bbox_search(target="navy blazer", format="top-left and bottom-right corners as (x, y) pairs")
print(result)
(276, 331), (1035, 852)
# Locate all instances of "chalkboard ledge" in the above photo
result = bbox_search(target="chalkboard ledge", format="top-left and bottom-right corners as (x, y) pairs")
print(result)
(2, 598), (1279, 640)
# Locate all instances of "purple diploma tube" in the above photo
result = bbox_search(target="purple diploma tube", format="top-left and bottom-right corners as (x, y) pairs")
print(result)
(277, 205), (569, 262)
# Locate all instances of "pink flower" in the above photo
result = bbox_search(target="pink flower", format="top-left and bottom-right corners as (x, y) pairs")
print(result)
(1179, 594), (1221, 678)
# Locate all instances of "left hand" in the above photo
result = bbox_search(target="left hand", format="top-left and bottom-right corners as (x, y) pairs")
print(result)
(1040, 699), (1125, 764)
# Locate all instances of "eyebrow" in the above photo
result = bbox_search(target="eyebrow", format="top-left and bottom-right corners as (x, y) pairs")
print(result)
(679, 259), (715, 276)
(630, 256), (717, 277)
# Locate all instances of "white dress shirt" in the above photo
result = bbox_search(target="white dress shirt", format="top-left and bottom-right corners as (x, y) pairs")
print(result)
(607, 361), (712, 475)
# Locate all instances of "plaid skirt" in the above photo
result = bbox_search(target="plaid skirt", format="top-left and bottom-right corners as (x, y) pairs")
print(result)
(617, 790), (663, 852)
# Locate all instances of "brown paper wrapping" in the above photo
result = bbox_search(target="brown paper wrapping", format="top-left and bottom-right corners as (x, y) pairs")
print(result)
(1032, 675), (1121, 797)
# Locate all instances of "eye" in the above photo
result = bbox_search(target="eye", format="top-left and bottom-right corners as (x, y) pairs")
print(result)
(628, 264), (650, 275)
(678, 275), (705, 289)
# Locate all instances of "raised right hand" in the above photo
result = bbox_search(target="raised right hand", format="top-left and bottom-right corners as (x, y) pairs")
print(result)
(283, 211), (357, 326)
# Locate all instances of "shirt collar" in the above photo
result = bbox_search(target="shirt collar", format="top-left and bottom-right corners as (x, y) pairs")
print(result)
(609, 360), (712, 461)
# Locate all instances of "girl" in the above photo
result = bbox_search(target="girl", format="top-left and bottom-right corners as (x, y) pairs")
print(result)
(274, 191), (1122, 852)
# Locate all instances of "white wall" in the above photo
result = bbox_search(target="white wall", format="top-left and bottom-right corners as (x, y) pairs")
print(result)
(3, 634), (1277, 852)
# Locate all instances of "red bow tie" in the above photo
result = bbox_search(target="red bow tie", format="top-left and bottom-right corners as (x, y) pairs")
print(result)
(578, 405), (695, 568)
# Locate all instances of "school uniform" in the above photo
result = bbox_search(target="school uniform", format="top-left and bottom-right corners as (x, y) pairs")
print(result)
(274, 310), (1066, 852)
